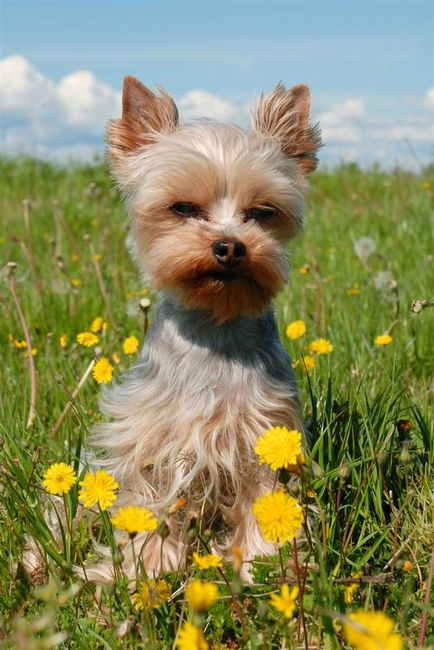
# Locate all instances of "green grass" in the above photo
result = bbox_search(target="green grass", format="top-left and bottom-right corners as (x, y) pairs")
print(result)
(0, 156), (433, 648)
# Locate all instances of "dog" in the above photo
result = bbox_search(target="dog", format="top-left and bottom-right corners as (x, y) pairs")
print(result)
(80, 76), (321, 583)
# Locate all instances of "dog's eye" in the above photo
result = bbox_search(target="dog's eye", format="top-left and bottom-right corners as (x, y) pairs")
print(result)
(244, 207), (275, 221)
(171, 202), (200, 217)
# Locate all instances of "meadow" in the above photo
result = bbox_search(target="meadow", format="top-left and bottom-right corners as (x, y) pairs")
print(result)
(0, 156), (433, 649)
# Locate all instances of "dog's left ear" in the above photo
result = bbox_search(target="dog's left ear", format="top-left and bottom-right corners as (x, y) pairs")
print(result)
(107, 76), (179, 168)
(253, 83), (322, 173)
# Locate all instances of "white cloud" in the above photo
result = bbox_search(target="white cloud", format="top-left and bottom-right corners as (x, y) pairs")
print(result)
(0, 55), (433, 167)
(57, 71), (121, 131)
(178, 89), (239, 121)
(318, 98), (365, 143)
(0, 55), (56, 117)
(0, 55), (121, 142)
(423, 88), (434, 110)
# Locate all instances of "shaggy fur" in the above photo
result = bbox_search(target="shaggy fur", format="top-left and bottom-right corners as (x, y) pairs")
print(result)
(36, 76), (321, 583)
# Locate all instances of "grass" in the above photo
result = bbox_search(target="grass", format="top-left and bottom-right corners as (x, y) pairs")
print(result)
(0, 156), (433, 648)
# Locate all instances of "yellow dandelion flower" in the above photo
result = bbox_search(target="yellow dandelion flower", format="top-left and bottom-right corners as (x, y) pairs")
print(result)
(345, 583), (359, 604)
(347, 285), (361, 296)
(122, 335), (140, 355)
(302, 355), (315, 370)
(13, 339), (27, 349)
(76, 331), (99, 347)
(185, 580), (219, 613)
(343, 610), (403, 650)
(176, 622), (208, 650)
(252, 490), (303, 544)
(60, 334), (68, 348)
(298, 265), (310, 275)
(70, 278), (81, 287)
(23, 347), (38, 358)
(131, 579), (170, 610)
(92, 357), (114, 384)
(309, 338), (334, 355)
(192, 552), (223, 570)
(270, 584), (299, 618)
(255, 427), (303, 471)
(111, 352), (121, 364)
(42, 462), (77, 496)
(374, 334), (392, 346)
(110, 505), (158, 536)
(286, 320), (306, 340)
(90, 316), (103, 333)
(344, 571), (363, 604)
(93, 253), (102, 262)
(78, 470), (118, 510)
(402, 560), (413, 572)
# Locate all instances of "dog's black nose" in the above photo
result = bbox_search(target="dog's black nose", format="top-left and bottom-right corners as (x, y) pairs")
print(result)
(212, 240), (246, 269)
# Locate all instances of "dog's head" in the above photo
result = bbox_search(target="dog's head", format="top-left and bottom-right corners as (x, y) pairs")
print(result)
(107, 76), (321, 323)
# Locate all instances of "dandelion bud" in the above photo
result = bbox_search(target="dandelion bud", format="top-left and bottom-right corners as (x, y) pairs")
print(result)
(338, 462), (350, 479)
(399, 446), (411, 464)
(117, 619), (132, 639)
(231, 546), (243, 574)
(113, 548), (125, 566)
(157, 520), (170, 540)
(202, 528), (213, 544)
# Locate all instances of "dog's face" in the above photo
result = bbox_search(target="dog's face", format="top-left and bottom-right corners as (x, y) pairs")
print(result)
(107, 77), (321, 323)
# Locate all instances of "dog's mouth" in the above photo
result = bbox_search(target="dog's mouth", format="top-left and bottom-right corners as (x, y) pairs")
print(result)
(192, 269), (248, 284)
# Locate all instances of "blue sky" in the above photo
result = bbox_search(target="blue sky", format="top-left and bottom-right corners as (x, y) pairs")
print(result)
(1, 0), (433, 166)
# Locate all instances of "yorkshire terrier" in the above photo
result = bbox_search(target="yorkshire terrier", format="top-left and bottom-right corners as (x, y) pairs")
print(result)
(84, 76), (320, 582)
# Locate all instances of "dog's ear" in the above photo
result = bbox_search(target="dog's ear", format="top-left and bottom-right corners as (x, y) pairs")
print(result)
(107, 76), (178, 166)
(253, 83), (321, 173)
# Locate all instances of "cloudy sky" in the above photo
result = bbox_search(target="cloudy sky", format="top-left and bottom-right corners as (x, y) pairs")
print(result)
(1, 0), (433, 168)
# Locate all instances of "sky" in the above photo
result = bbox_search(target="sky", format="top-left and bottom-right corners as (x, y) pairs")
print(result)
(1, 0), (433, 167)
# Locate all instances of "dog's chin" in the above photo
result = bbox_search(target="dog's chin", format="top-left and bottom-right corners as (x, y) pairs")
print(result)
(175, 270), (276, 324)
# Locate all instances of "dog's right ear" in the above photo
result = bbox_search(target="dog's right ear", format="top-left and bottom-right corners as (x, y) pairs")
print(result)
(107, 76), (178, 167)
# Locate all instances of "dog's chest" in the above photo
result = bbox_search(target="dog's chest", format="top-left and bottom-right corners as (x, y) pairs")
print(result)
(138, 298), (299, 430)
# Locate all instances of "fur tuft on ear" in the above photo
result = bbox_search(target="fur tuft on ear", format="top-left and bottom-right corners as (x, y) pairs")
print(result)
(106, 76), (178, 167)
(253, 83), (322, 173)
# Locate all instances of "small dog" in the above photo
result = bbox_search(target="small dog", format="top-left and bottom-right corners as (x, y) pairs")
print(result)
(84, 76), (321, 582)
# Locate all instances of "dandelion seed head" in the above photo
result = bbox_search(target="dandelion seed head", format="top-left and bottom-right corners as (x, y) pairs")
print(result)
(354, 236), (376, 260)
